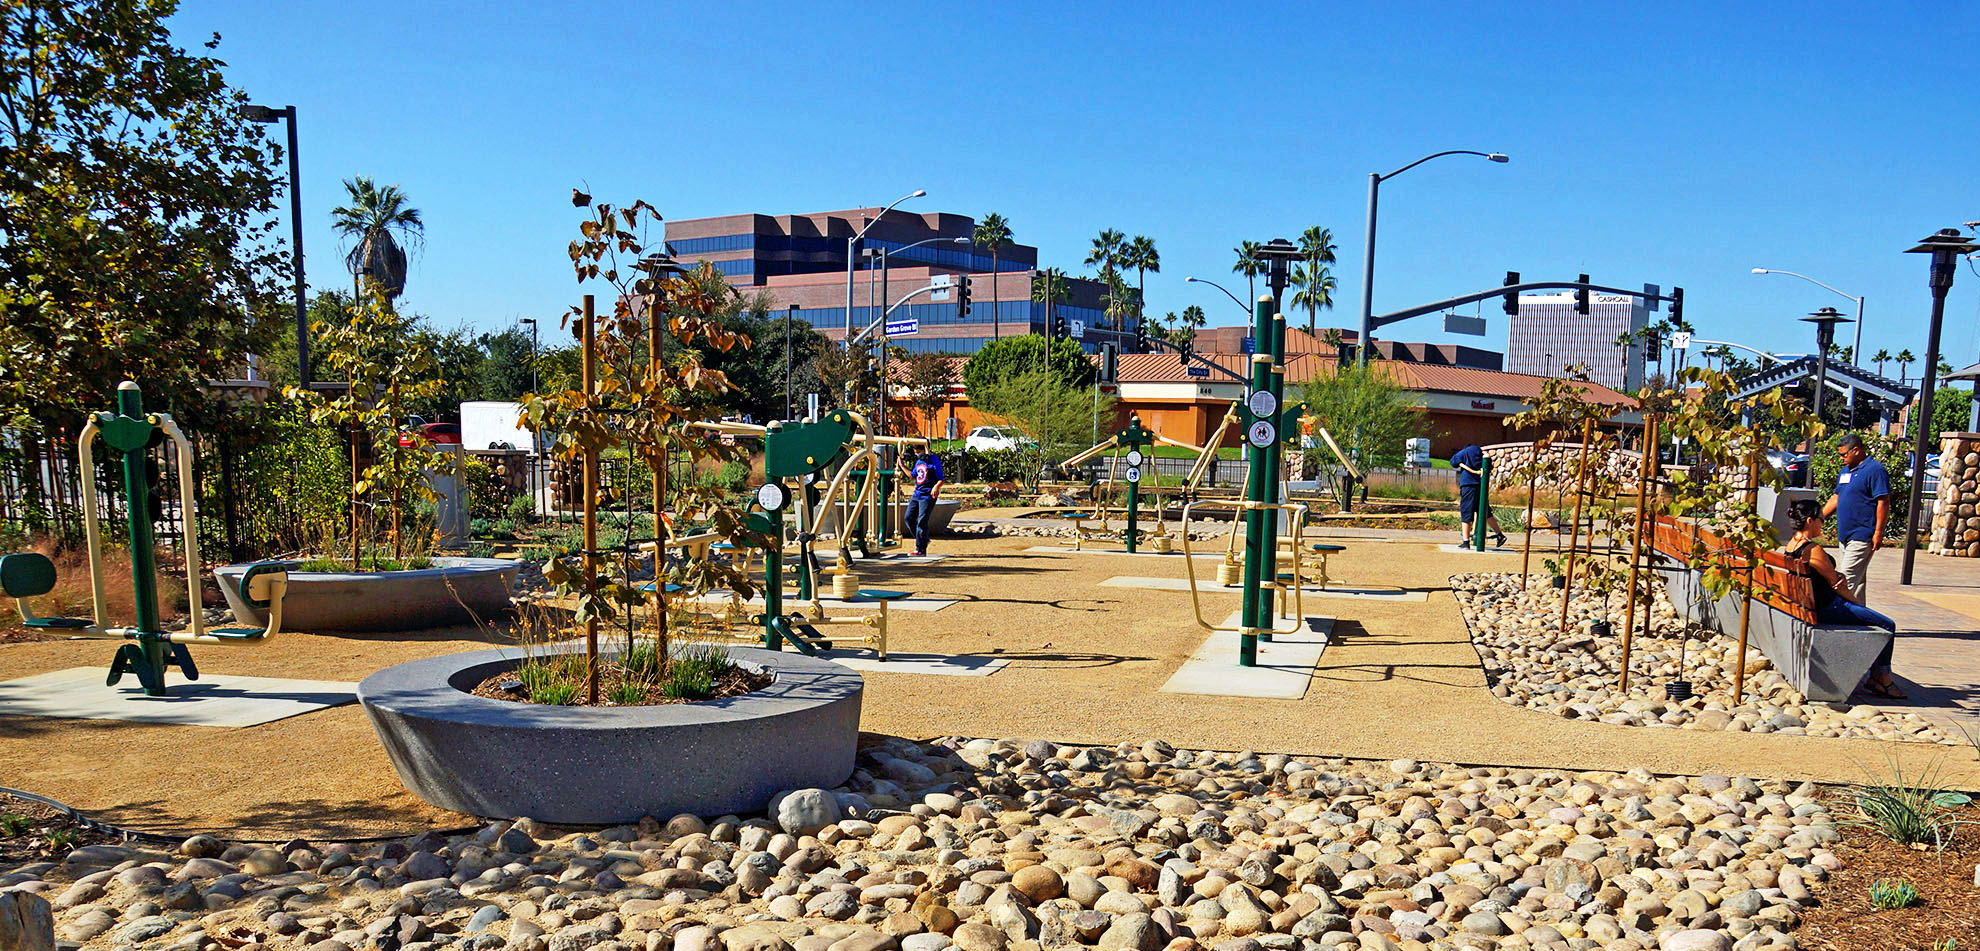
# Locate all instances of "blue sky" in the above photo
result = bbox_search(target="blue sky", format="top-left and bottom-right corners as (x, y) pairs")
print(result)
(176, 1), (1980, 369)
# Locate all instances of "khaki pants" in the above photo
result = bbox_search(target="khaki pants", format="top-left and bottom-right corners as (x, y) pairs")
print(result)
(1836, 540), (1875, 603)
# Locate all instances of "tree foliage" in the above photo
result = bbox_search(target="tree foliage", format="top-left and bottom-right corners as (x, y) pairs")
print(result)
(962, 333), (1095, 398)
(331, 176), (422, 299)
(1297, 364), (1425, 472)
(899, 350), (953, 438)
(971, 368), (1113, 480)
(0, 0), (285, 434)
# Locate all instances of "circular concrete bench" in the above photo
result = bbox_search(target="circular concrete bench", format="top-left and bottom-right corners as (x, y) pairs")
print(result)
(357, 645), (862, 823)
(216, 556), (518, 633)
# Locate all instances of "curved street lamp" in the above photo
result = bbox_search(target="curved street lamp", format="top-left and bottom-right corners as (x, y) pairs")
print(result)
(845, 189), (926, 342)
(1753, 267), (1867, 414)
(1357, 150), (1508, 364)
(1185, 276), (1250, 317)
(240, 103), (307, 387)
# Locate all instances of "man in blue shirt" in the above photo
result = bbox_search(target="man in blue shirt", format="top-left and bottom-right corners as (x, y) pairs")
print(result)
(1821, 433), (1890, 602)
(905, 447), (945, 556)
(1451, 444), (1505, 549)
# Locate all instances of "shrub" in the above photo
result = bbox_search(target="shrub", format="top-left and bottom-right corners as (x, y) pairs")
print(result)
(949, 448), (1029, 484)
(505, 493), (539, 523)
(463, 457), (513, 521)
(1850, 758), (1968, 849)
(661, 642), (730, 700)
(1869, 879), (1921, 910)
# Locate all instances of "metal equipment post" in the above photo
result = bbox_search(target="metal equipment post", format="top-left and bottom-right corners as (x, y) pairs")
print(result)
(582, 295), (599, 705)
(1473, 457), (1492, 551)
(1237, 295), (1277, 667)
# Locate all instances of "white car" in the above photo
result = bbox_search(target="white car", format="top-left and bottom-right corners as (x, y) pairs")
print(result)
(964, 426), (1033, 452)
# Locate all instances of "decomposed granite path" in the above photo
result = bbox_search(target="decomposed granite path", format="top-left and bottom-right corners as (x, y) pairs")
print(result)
(0, 532), (1976, 841)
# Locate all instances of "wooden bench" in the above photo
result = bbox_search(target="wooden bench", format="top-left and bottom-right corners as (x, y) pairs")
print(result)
(1649, 515), (1890, 702)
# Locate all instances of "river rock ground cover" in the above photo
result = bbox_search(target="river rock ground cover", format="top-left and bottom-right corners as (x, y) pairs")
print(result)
(1452, 573), (1956, 746)
(0, 734), (1927, 951)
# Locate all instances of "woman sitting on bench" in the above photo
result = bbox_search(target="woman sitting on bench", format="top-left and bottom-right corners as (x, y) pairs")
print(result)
(1783, 498), (1903, 699)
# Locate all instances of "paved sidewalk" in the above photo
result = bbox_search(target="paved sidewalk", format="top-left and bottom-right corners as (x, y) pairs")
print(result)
(1871, 550), (1980, 741)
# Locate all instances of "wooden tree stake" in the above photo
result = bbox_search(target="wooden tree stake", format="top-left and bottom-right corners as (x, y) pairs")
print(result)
(1558, 417), (1595, 635)
(1619, 415), (1656, 689)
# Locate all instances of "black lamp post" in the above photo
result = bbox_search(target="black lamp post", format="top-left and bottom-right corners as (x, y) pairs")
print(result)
(1801, 305), (1853, 428)
(1255, 238), (1305, 310)
(786, 303), (799, 421)
(518, 318), (538, 392)
(1900, 228), (1980, 585)
(239, 104), (307, 388)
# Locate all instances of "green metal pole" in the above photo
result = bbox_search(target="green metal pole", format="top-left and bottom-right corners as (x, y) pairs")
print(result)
(1238, 296), (1275, 666)
(114, 385), (167, 694)
(1473, 456), (1492, 550)
(797, 478), (818, 601)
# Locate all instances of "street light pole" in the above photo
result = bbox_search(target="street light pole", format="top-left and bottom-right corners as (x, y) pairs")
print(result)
(1753, 268), (1866, 418)
(1900, 229), (1980, 586)
(519, 318), (538, 392)
(1185, 276), (1251, 317)
(240, 104), (308, 387)
(1357, 150), (1508, 366)
(844, 189), (925, 344)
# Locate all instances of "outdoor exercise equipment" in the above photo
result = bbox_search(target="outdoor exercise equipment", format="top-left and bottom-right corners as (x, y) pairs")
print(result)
(1176, 299), (1318, 666)
(744, 410), (909, 659)
(0, 382), (295, 697)
(1057, 413), (1201, 553)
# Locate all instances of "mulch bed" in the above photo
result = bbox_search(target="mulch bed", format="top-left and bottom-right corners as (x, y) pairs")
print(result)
(0, 792), (121, 866)
(470, 663), (771, 707)
(1799, 811), (1980, 950)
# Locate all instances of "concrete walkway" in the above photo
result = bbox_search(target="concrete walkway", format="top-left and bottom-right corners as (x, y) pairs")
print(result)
(1870, 550), (1980, 741)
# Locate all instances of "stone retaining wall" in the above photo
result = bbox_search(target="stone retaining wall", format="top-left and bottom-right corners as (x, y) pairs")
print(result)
(1482, 441), (1650, 491)
(1929, 432), (1980, 557)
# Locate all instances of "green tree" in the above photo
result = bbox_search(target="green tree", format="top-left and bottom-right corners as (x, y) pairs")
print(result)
(477, 327), (538, 401)
(900, 350), (954, 438)
(1897, 349), (1916, 384)
(1101, 271), (1138, 334)
(972, 212), (1013, 339)
(1906, 385), (1974, 445)
(1294, 226), (1337, 338)
(962, 334), (1094, 396)
(1123, 234), (1159, 336)
(1086, 228), (1124, 278)
(0, 0), (285, 436)
(1873, 348), (1892, 378)
(1290, 263), (1337, 340)
(1032, 267), (1071, 338)
(1297, 364), (1425, 472)
(331, 176), (423, 299)
(288, 289), (455, 564)
(1232, 240), (1263, 302)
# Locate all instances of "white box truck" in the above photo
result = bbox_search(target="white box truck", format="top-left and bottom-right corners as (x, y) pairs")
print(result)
(459, 401), (536, 453)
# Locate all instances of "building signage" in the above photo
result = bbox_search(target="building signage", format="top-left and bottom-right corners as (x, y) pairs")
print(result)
(1471, 399), (1496, 410)
(885, 318), (919, 336)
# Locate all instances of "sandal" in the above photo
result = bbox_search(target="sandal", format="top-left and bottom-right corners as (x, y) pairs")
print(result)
(1862, 676), (1909, 701)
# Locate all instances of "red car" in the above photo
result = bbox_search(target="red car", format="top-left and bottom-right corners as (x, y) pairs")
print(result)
(397, 422), (462, 448)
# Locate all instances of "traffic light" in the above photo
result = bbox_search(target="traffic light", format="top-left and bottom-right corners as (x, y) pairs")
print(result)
(1051, 308), (1066, 338)
(1575, 274), (1591, 315)
(1178, 338), (1192, 367)
(1644, 332), (1661, 363)
(1668, 287), (1684, 326)
(1502, 271), (1520, 315)
(956, 275), (972, 319)
(1134, 315), (1147, 350)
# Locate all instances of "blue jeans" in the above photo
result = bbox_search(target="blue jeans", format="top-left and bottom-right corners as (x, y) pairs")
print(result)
(1817, 594), (1898, 670)
(905, 495), (936, 553)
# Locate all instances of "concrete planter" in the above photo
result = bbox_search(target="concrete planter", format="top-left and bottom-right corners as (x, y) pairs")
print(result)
(357, 645), (861, 823)
(1659, 557), (1889, 702)
(215, 556), (518, 633)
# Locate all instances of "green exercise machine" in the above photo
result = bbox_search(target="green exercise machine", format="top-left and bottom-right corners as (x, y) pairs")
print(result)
(0, 382), (295, 696)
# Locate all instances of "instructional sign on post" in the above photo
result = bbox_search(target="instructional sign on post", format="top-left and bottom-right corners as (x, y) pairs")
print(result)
(1247, 420), (1277, 448)
(1125, 466), (1142, 483)
(884, 318), (919, 336)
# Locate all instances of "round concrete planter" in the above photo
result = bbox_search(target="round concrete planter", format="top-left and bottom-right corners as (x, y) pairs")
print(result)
(357, 645), (862, 823)
(215, 556), (518, 633)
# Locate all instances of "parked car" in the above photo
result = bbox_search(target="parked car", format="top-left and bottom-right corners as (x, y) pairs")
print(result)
(1764, 448), (1809, 487)
(398, 422), (462, 448)
(965, 425), (1034, 452)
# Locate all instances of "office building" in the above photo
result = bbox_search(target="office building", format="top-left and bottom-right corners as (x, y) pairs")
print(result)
(664, 208), (1141, 355)
(1504, 292), (1650, 391)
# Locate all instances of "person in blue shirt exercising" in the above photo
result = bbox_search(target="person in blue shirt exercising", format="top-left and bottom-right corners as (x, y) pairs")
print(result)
(1451, 444), (1506, 549)
(905, 448), (945, 556)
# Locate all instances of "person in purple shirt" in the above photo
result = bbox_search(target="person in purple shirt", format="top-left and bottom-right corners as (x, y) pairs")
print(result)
(905, 448), (944, 556)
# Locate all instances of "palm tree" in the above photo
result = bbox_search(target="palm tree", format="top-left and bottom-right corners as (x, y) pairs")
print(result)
(331, 177), (423, 300)
(1232, 241), (1263, 303)
(1122, 235), (1159, 338)
(1897, 349), (1916, 384)
(1294, 227), (1337, 338)
(973, 213), (1013, 340)
(1085, 229), (1125, 277)
(1031, 267), (1072, 332)
(1101, 271), (1137, 334)
(1290, 263), (1337, 342)
(1180, 304), (1206, 350)
(1873, 348), (1892, 377)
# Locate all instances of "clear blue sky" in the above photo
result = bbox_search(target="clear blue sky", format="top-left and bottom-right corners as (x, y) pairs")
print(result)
(175, 1), (1980, 370)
